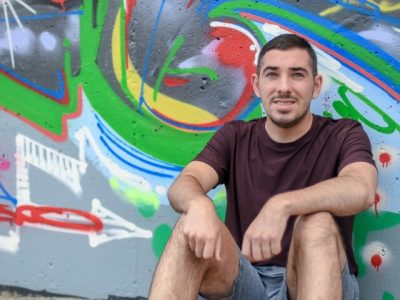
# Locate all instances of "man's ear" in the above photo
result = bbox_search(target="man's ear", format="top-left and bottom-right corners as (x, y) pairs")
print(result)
(251, 73), (261, 97)
(312, 74), (323, 99)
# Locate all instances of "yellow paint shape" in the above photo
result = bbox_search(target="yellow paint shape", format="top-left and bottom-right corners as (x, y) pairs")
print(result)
(112, 10), (218, 125)
(379, 0), (400, 12)
(319, 6), (342, 16)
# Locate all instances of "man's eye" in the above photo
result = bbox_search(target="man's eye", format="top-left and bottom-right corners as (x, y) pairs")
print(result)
(266, 73), (277, 78)
(292, 73), (304, 78)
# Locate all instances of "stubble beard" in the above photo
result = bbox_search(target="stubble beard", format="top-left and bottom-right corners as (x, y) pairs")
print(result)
(267, 104), (310, 129)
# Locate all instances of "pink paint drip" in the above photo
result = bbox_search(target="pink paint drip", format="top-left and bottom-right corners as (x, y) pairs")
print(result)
(0, 158), (10, 171)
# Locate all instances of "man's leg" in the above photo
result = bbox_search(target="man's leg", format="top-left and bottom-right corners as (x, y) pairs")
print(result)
(148, 215), (239, 300)
(286, 212), (347, 300)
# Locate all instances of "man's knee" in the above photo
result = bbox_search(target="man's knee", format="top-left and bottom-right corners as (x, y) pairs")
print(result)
(292, 212), (341, 250)
(163, 216), (199, 257)
(200, 251), (239, 299)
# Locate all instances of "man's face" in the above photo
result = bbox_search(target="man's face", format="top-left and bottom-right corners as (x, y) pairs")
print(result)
(251, 48), (322, 128)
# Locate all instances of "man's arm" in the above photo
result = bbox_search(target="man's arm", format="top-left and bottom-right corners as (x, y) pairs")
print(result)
(275, 161), (377, 217)
(242, 161), (377, 262)
(168, 160), (223, 260)
(168, 161), (219, 213)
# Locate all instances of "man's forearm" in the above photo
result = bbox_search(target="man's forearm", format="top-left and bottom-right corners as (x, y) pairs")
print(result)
(272, 163), (377, 217)
(168, 173), (214, 214)
(167, 161), (220, 214)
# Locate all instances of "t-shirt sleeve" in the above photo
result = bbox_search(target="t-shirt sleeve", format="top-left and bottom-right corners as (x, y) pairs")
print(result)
(337, 120), (376, 173)
(193, 122), (236, 184)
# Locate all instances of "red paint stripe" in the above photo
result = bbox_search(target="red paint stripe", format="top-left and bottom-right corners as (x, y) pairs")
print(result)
(0, 204), (14, 222)
(163, 77), (190, 87)
(240, 12), (400, 102)
(187, 0), (196, 9)
(125, 0), (137, 69)
(14, 205), (103, 232)
(1, 203), (103, 232)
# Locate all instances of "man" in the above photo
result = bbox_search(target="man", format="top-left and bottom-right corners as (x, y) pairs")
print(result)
(149, 34), (377, 299)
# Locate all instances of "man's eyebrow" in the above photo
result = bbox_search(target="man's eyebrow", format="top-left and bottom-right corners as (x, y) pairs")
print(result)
(290, 67), (308, 73)
(261, 66), (278, 74)
(260, 66), (310, 74)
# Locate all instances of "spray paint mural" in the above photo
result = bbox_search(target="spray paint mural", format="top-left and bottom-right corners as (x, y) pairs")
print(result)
(0, 0), (399, 298)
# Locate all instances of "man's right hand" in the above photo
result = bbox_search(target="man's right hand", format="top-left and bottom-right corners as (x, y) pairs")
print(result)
(182, 199), (222, 261)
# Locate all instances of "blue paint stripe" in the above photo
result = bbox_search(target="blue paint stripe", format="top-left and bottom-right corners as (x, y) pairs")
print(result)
(139, 0), (166, 111)
(196, 0), (206, 13)
(0, 10), (83, 23)
(325, 0), (399, 24)
(101, 131), (181, 173)
(206, 0), (400, 25)
(0, 64), (65, 100)
(97, 122), (182, 172)
(237, 97), (261, 120)
(198, 0), (211, 25)
(238, 1), (400, 69)
(0, 182), (17, 206)
(94, 114), (182, 170)
(238, 6), (400, 94)
(99, 136), (174, 178)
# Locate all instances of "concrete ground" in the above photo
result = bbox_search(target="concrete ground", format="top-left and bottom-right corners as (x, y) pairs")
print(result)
(0, 290), (146, 300)
(0, 286), (147, 300)
(0, 292), (78, 300)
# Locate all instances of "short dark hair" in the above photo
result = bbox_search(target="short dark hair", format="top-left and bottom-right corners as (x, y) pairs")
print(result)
(257, 34), (318, 77)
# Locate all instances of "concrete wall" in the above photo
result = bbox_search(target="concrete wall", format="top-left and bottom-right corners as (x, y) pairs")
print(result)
(0, 0), (398, 299)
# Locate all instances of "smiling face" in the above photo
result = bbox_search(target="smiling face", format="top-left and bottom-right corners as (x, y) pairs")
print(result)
(252, 48), (322, 130)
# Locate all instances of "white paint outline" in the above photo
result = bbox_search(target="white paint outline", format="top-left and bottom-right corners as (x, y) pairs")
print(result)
(210, 21), (260, 65)
(15, 133), (88, 201)
(1, 0), (36, 68)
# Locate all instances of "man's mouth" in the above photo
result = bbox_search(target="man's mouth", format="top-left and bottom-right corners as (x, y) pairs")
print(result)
(272, 97), (296, 105)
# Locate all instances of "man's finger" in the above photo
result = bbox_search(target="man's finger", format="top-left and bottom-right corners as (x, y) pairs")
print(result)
(214, 235), (221, 261)
(188, 236), (196, 253)
(195, 239), (205, 258)
(251, 240), (263, 262)
(203, 238), (216, 259)
(261, 241), (272, 260)
(242, 237), (251, 260)
(270, 240), (282, 257)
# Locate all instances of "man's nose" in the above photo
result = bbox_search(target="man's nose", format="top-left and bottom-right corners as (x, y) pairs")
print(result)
(277, 76), (291, 93)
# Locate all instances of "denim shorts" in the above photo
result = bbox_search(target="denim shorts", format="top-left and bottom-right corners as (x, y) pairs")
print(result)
(200, 251), (359, 300)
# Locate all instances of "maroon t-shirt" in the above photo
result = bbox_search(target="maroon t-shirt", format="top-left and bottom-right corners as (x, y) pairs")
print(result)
(194, 115), (375, 275)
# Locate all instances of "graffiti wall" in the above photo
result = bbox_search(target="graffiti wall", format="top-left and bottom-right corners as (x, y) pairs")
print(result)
(0, 0), (399, 299)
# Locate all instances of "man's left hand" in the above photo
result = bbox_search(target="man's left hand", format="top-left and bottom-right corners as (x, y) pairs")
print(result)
(242, 197), (289, 262)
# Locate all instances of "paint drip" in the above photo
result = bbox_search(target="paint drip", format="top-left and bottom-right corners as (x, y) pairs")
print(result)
(371, 254), (382, 272)
(379, 152), (391, 168)
(374, 193), (380, 219)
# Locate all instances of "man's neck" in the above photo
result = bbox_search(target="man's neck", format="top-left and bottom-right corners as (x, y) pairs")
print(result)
(265, 113), (314, 143)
